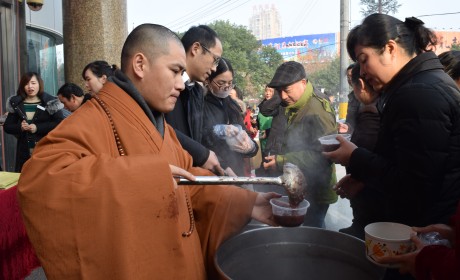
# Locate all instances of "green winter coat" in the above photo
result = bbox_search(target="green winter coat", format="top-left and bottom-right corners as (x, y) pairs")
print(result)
(276, 82), (338, 204)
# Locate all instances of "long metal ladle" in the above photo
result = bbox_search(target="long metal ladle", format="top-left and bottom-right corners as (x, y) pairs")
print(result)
(178, 163), (306, 206)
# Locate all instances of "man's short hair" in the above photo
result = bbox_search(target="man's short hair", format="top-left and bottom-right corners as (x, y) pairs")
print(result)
(346, 63), (355, 71)
(58, 83), (84, 99)
(120, 24), (182, 72)
(181, 25), (219, 52)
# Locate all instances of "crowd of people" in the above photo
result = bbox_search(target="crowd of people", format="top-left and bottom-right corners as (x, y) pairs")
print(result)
(0, 12), (459, 280)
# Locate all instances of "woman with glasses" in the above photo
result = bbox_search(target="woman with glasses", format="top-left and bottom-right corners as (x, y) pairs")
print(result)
(202, 58), (259, 176)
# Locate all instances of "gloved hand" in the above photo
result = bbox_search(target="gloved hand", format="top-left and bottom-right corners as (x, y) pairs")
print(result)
(226, 129), (255, 153)
(213, 124), (240, 138)
(213, 124), (255, 154)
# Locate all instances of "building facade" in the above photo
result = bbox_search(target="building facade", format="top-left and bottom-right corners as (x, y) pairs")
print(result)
(249, 4), (282, 40)
(0, 0), (127, 172)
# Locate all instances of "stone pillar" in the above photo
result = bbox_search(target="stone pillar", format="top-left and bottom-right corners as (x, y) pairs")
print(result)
(62, 0), (127, 86)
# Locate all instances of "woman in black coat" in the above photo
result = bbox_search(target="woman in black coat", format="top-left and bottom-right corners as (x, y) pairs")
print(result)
(325, 14), (460, 280)
(4, 72), (65, 172)
(201, 58), (258, 176)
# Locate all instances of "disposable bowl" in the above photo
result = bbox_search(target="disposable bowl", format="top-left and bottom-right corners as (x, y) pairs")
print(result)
(270, 196), (309, 227)
(364, 222), (415, 267)
(318, 133), (351, 152)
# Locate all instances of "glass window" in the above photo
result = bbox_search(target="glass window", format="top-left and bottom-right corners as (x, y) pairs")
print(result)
(26, 29), (64, 96)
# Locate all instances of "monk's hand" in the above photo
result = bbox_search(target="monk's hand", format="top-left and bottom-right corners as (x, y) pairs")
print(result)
(251, 192), (282, 226)
(322, 135), (357, 166)
(375, 233), (424, 277)
(170, 164), (195, 189)
(201, 150), (225, 175)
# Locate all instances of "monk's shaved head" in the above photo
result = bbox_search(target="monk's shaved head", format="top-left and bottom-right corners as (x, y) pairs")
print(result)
(121, 24), (182, 72)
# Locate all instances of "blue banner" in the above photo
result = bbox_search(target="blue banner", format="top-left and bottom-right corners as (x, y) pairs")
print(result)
(261, 33), (337, 60)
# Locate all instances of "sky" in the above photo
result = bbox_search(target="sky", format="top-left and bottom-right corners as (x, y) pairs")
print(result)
(127, 0), (460, 37)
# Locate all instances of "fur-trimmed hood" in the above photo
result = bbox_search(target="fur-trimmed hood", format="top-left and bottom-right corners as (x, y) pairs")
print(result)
(45, 99), (64, 115)
(6, 95), (22, 113)
(6, 93), (63, 115)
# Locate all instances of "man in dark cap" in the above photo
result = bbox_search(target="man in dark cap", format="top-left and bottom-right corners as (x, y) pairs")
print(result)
(263, 61), (338, 228)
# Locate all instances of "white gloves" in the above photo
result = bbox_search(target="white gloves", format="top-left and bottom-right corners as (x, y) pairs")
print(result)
(213, 124), (256, 154)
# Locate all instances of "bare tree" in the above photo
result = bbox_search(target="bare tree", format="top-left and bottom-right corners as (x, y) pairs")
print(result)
(360, 0), (401, 16)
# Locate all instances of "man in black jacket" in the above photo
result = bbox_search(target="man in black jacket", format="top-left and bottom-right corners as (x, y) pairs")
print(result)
(165, 25), (224, 174)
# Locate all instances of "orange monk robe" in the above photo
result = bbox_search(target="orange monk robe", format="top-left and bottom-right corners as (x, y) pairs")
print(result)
(17, 82), (257, 280)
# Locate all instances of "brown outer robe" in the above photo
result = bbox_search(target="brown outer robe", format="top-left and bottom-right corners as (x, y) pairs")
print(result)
(17, 82), (257, 280)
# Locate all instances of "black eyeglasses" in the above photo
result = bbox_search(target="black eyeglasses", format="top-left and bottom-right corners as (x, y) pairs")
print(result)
(212, 79), (234, 90)
(201, 44), (221, 67)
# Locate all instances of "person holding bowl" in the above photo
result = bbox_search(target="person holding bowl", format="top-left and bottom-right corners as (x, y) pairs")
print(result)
(377, 200), (460, 279)
(323, 13), (460, 280)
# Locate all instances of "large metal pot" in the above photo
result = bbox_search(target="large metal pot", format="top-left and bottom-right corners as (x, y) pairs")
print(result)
(215, 227), (385, 280)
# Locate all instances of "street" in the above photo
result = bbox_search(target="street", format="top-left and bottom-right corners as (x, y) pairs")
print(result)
(325, 164), (353, 231)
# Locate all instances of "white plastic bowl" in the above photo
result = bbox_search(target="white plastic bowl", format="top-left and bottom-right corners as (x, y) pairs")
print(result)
(318, 134), (351, 152)
(364, 222), (415, 267)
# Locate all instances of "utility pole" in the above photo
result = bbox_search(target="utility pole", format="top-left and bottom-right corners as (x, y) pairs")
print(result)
(378, 0), (382, 13)
(338, 0), (350, 119)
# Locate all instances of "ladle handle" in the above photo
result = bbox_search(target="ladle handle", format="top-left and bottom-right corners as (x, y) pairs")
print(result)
(177, 176), (283, 186)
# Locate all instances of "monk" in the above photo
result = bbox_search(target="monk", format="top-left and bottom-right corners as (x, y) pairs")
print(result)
(17, 24), (279, 279)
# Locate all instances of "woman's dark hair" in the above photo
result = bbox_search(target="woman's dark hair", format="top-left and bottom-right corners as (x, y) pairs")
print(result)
(17, 72), (44, 99)
(181, 25), (219, 52)
(81, 60), (117, 79)
(57, 83), (84, 99)
(438, 50), (460, 81)
(208, 57), (234, 82)
(347, 14), (437, 61)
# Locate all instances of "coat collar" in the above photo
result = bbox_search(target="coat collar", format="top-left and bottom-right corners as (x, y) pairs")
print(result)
(378, 52), (444, 112)
(383, 52), (444, 94)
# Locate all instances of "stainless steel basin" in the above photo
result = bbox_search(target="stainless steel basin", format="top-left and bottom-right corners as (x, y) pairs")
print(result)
(215, 226), (385, 280)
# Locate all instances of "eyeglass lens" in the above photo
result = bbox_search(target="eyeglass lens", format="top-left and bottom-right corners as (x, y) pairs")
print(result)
(201, 44), (221, 66)
(212, 80), (234, 90)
